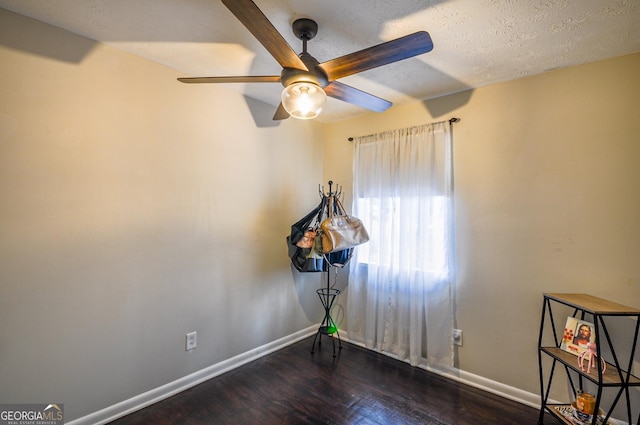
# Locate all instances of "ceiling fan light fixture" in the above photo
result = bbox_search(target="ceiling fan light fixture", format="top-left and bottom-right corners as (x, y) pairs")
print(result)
(281, 82), (326, 120)
(179, 2), (434, 121)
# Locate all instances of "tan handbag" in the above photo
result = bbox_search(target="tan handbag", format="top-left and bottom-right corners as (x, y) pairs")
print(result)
(320, 195), (369, 253)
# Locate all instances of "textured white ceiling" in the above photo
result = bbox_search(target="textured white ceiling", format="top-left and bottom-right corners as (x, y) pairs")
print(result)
(1, 0), (639, 122)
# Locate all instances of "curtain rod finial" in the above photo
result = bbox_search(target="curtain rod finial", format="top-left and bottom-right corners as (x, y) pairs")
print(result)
(348, 137), (354, 142)
(449, 117), (460, 124)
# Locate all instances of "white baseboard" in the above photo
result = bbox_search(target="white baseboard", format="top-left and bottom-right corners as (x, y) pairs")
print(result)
(339, 331), (543, 410)
(68, 325), (318, 425)
(71, 328), (631, 425)
(427, 366), (542, 409)
(70, 327), (544, 424)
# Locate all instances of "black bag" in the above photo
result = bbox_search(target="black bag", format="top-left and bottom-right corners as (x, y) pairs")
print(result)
(290, 200), (324, 245)
(287, 236), (325, 272)
(288, 198), (327, 272)
(324, 248), (353, 268)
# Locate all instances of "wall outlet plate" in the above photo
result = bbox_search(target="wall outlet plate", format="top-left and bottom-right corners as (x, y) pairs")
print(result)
(186, 331), (197, 351)
(453, 329), (463, 346)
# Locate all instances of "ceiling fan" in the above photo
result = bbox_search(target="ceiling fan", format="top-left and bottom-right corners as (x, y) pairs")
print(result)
(178, 0), (434, 120)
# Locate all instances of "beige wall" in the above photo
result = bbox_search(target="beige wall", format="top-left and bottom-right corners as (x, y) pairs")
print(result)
(0, 8), (326, 422)
(324, 52), (640, 401)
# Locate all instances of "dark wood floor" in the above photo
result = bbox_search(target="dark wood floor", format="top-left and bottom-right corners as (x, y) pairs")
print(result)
(109, 336), (548, 424)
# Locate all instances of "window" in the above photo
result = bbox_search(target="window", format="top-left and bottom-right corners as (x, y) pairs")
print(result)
(355, 195), (450, 278)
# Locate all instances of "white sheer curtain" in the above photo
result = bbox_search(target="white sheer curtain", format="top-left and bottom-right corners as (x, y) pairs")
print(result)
(347, 121), (454, 369)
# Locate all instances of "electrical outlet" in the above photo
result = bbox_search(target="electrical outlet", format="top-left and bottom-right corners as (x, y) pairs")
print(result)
(453, 329), (463, 346)
(185, 331), (197, 351)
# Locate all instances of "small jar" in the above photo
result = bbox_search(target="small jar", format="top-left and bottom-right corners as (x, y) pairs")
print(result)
(577, 392), (596, 415)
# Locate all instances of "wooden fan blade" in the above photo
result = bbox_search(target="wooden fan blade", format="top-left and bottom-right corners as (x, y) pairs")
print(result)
(272, 103), (290, 120)
(177, 76), (281, 84)
(324, 81), (392, 112)
(319, 31), (433, 81)
(221, 0), (307, 71)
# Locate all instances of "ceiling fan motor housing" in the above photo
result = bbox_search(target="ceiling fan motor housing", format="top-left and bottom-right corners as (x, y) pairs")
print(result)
(281, 52), (329, 88)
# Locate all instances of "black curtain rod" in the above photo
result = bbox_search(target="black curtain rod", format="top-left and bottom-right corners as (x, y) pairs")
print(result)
(347, 117), (460, 141)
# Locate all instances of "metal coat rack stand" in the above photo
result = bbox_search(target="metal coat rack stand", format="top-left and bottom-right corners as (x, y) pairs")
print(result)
(311, 269), (342, 357)
(311, 181), (344, 357)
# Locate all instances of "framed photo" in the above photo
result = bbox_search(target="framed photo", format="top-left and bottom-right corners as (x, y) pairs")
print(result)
(560, 317), (595, 356)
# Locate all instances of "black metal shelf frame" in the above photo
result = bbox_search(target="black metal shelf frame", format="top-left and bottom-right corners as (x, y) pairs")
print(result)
(537, 294), (640, 425)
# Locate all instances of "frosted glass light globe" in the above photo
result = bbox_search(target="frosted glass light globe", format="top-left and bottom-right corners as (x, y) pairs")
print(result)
(281, 82), (326, 120)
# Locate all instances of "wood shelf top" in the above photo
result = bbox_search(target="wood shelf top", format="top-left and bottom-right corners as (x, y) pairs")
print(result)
(544, 293), (640, 315)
